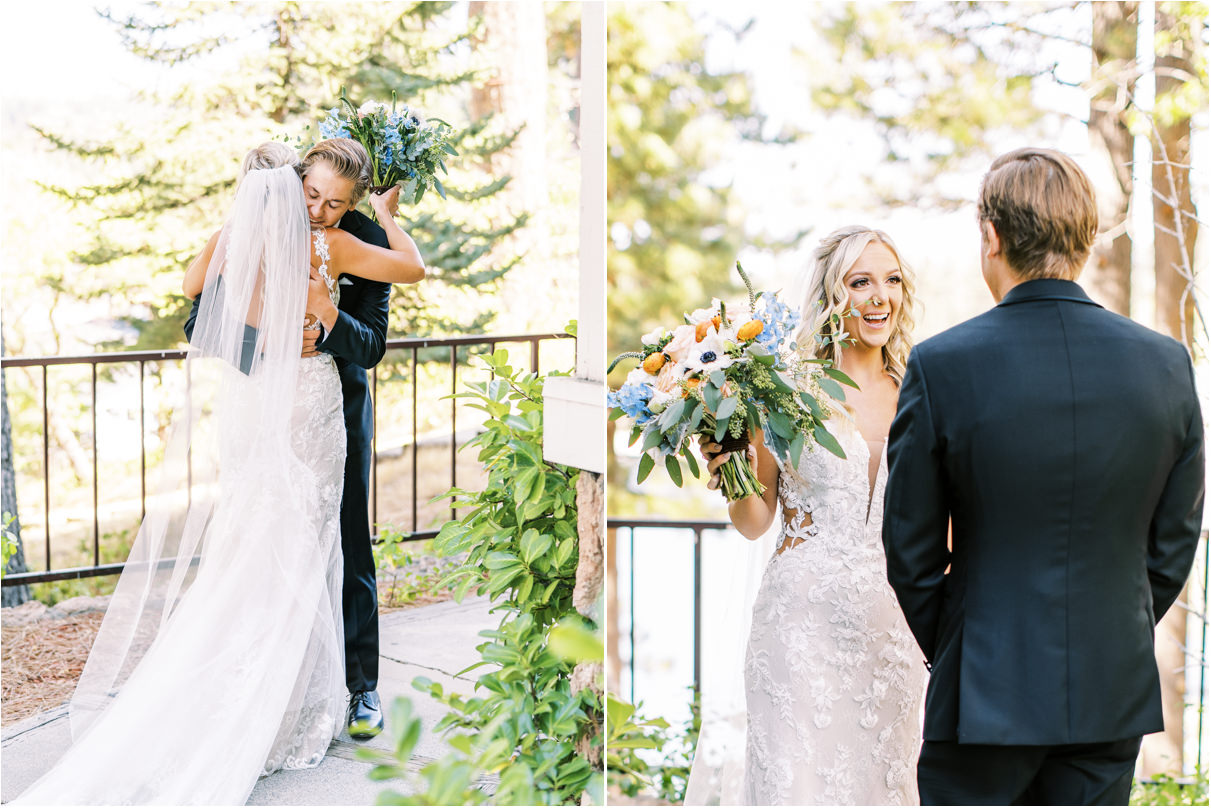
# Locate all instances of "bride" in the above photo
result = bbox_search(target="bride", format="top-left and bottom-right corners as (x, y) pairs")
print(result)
(694, 226), (927, 805)
(14, 142), (423, 805)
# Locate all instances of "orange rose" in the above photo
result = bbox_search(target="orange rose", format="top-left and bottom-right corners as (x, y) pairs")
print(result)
(682, 377), (703, 398)
(642, 352), (667, 374)
(711, 315), (722, 330)
(737, 319), (764, 341)
(695, 320), (712, 342)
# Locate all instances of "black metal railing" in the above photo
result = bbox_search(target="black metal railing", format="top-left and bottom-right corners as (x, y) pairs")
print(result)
(1, 332), (573, 587)
(608, 517), (732, 704)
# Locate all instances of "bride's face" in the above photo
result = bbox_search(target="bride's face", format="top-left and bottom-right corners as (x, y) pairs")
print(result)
(841, 242), (903, 352)
(302, 162), (356, 228)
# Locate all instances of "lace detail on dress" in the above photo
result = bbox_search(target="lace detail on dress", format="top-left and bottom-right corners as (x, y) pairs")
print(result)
(312, 227), (337, 299)
(743, 421), (925, 805)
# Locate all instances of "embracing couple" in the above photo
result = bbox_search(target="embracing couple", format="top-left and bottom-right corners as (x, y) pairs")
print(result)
(696, 148), (1205, 805)
(14, 138), (424, 805)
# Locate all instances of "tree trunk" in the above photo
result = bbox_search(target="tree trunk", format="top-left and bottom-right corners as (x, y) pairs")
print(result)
(571, 470), (604, 777)
(1140, 4), (1200, 778)
(1151, 28), (1198, 344)
(2, 331), (31, 606)
(1085, 1), (1137, 315)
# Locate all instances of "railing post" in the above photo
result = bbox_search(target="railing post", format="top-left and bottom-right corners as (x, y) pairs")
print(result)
(450, 344), (458, 521)
(42, 364), (50, 571)
(693, 526), (703, 697)
(92, 363), (99, 567)
(139, 360), (146, 521)
(412, 346), (419, 534)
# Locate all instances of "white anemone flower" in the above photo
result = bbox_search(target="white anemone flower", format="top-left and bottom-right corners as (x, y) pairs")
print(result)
(641, 326), (670, 346)
(688, 299), (724, 324)
(682, 334), (735, 374)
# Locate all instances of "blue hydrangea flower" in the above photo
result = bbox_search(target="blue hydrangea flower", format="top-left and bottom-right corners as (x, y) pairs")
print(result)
(608, 382), (654, 425)
(752, 293), (800, 353)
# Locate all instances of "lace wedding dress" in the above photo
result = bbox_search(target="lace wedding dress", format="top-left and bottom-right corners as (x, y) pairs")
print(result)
(742, 419), (926, 805)
(15, 172), (348, 805)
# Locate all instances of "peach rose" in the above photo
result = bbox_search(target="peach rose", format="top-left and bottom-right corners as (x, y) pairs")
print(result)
(664, 325), (697, 364)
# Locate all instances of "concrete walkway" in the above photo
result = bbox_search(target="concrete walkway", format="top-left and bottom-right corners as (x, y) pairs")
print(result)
(1, 596), (496, 805)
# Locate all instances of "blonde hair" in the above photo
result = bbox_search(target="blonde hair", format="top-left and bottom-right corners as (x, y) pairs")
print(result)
(978, 147), (1098, 281)
(301, 138), (372, 205)
(794, 225), (917, 386)
(239, 141), (299, 181)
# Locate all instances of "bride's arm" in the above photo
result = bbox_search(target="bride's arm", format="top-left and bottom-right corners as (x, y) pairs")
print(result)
(182, 230), (221, 298)
(700, 427), (780, 540)
(327, 188), (425, 284)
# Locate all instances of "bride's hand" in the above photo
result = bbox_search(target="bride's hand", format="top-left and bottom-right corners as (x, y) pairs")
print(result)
(699, 433), (759, 491)
(369, 185), (401, 220)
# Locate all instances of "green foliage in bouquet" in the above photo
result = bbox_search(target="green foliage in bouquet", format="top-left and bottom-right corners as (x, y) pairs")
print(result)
(317, 87), (458, 207)
(608, 262), (855, 501)
(358, 347), (601, 805)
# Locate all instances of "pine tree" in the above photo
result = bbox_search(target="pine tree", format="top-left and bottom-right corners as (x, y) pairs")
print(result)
(34, 2), (528, 349)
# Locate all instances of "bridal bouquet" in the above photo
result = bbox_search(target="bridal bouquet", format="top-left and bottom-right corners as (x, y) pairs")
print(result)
(608, 262), (853, 501)
(318, 87), (457, 207)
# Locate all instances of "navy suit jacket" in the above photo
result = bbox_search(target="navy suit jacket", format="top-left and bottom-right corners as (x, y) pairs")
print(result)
(882, 279), (1204, 746)
(184, 208), (391, 456)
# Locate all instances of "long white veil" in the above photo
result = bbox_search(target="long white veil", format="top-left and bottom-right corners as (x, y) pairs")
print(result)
(69, 164), (312, 736)
(683, 520), (777, 805)
(14, 162), (349, 806)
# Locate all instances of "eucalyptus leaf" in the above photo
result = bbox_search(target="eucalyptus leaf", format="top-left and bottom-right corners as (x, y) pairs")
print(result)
(636, 452), (655, 483)
(818, 375), (846, 401)
(665, 454), (683, 487)
(814, 423), (847, 459)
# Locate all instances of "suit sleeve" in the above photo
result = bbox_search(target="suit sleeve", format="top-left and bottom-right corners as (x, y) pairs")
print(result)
(882, 349), (951, 663)
(1147, 353), (1205, 623)
(318, 211), (392, 369)
(318, 279), (391, 369)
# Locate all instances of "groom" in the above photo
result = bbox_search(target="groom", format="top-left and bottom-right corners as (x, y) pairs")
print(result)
(883, 148), (1204, 804)
(185, 138), (390, 740)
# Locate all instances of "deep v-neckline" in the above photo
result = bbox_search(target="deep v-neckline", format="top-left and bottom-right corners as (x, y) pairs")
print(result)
(848, 426), (887, 524)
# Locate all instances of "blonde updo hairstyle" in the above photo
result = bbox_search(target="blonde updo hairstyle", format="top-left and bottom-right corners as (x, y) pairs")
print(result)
(300, 138), (373, 206)
(238, 141), (300, 182)
(793, 225), (917, 386)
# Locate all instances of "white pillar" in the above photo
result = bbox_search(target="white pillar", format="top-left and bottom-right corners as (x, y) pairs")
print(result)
(543, 0), (605, 474)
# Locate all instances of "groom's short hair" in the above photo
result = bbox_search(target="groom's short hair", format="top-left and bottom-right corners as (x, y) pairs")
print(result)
(978, 148), (1098, 281)
(301, 138), (372, 204)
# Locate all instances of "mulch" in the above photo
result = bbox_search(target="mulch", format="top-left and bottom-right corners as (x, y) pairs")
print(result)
(2, 610), (105, 725)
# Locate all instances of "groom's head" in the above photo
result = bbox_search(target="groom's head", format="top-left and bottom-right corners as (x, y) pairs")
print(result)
(977, 148), (1098, 295)
(300, 138), (373, 228)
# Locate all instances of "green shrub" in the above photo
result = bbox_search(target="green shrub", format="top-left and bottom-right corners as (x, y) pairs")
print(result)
(359, 348), (602, 805)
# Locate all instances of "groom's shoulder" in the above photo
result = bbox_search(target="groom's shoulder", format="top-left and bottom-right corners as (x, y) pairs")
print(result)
(338, 209), (389, 249)
(912, 309), (1002, 361)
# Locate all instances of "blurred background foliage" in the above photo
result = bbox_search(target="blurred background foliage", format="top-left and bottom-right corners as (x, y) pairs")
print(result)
(605, 1), (1207, 801)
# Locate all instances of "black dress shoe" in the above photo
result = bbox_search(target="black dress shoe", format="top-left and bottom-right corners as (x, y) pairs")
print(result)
(347, 689), (384, 740)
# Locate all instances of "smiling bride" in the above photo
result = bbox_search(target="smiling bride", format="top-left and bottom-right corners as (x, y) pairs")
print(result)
(695, 225), (928, 805)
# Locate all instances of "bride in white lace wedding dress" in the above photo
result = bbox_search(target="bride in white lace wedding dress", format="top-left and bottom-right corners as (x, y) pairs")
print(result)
(692, 226), (927, 806)
(14, 143), (423, 806)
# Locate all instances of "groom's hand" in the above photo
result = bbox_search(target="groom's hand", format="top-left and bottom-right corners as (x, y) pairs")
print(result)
(302, 328), (321, 358)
